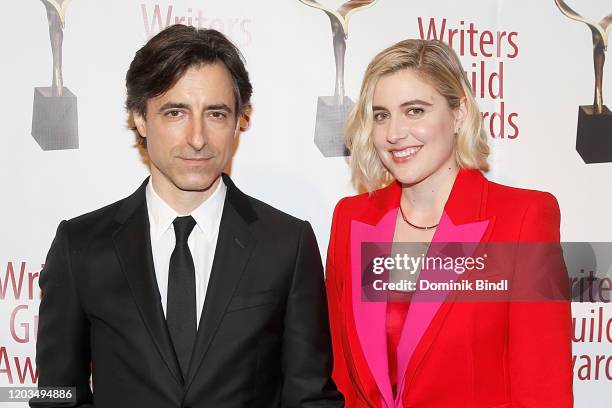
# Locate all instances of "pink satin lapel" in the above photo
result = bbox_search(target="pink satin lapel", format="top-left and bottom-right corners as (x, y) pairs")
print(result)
(350, 208), (398, 408)
(394, 212), (489, 408)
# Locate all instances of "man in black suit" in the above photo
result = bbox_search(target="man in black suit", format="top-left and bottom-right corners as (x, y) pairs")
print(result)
(32, 25), (343, 408)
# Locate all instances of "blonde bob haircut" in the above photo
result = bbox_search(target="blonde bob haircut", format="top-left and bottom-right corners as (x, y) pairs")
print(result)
(346, 39), (489, 192)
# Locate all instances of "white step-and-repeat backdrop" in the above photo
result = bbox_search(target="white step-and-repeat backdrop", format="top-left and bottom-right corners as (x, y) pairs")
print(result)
(1, 1), (610, 406)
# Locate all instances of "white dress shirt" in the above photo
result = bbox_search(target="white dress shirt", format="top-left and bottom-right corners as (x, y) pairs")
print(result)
(145, 178), (227, 329)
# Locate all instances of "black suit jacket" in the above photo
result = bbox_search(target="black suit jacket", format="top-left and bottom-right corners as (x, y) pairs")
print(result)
(32, 174), (343, 408)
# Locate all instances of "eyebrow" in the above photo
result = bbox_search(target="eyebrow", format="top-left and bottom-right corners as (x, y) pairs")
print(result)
(206, 103), (233, 113)
(372, 99), (433, 111)
(158, 102), (189, 112)
(157, 102), (233, 113)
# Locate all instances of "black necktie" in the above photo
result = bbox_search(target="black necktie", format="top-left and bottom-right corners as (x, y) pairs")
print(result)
(167, 215), (197, 380)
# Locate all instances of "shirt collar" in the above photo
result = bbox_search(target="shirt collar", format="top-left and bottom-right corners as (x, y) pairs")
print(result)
(145, 177), (227, 242)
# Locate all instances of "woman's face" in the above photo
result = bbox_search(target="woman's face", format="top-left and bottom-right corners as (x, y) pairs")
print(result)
(371, 68), (465, 186)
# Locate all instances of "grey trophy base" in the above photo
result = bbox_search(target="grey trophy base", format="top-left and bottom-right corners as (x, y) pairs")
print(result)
(32, 87), (79, 151)
(314, 96), (354, 157)
(576, 105), (612, 164)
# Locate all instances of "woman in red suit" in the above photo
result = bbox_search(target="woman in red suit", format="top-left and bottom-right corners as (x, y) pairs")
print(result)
(326, 39), (573, 407)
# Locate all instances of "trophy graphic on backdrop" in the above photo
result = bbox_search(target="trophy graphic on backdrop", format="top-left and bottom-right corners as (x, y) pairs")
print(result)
(554, 0), (612, 163)
(299, 0), (377, 157)
(32, 0), (78, 150)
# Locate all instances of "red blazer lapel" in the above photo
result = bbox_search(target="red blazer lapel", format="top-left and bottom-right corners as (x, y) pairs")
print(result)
(350, 211), (396, 408)
(348, 182), (401, 407)
(395, 169), (495, 406)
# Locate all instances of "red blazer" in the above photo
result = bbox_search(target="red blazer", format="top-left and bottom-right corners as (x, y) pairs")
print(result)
(326, 169), (573, 408)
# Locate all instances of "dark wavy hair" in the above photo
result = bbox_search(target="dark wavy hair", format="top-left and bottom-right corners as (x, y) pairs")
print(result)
(125, 24), (252, 147)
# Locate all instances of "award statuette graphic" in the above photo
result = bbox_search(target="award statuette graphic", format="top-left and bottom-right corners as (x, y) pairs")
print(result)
(299, 0), (376, 157)
(32, 0), (78, 150)
(554, 0), (612, 163)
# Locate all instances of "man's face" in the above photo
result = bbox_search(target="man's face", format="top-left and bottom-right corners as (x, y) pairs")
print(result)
(134, 62), (239, 197)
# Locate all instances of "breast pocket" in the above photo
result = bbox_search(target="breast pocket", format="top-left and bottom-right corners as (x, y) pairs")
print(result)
(226, 290), (281, 313)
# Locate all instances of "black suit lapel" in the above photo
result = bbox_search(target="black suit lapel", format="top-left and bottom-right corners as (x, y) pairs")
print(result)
(111, 179), (183, 386)
(185, 174), (257, 388)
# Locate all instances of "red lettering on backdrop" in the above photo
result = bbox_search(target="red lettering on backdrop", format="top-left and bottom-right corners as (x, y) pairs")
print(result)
(140, 4), (253, 46)
(0, 347), (40, 385)
(417, 17), (520, 139)
(1, 262), (40, 300)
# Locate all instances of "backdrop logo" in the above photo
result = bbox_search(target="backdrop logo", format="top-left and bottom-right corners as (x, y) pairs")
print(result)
(141, 4), (252, 47)
(417, 17), (520, 140)
(0, 261), (42, 385)
(32, 0), (79, 151)
(555, 0), (612, 164)
(299, 0), (377, 157)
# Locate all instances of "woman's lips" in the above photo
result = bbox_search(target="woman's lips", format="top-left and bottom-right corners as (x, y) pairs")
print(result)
(390, 146), (422, 163)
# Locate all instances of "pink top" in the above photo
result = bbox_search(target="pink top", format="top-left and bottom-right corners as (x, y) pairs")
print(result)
(386, 291), (412, 398)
